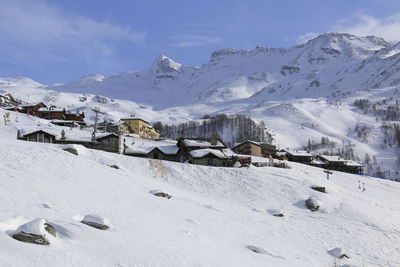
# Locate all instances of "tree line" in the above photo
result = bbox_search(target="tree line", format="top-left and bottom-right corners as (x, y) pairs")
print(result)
(153, 113), (274, 147)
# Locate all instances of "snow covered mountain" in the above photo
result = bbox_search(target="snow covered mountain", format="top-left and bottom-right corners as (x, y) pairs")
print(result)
(47, 33), (398, 106)
(0, 33), (399, 179)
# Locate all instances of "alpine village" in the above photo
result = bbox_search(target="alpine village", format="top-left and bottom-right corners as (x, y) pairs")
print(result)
(1, 93), (363, 174)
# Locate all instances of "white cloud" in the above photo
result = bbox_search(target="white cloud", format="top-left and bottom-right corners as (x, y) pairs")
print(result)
(171, 34), (222, 48)
(297, 12), (400, 45)
(331, 12), (400, 42)
(297, 32), (321, 44)
(0, 0), (146, 69)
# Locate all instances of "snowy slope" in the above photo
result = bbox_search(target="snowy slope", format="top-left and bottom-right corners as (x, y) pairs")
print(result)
(0, 108), (400, 266)
(0, 33), (399, 179)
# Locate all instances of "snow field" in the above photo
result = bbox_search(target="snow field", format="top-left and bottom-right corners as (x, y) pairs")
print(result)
(0, 113), (399, 266)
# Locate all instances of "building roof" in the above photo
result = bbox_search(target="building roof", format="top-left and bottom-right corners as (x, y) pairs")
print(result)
(18, 102), (46, 108)
(183, 139), (225, 148)
(19, 126), (100, 143)
(38, 107), (64, 112)
(318, 155), (348, 162)
(95, 133), (119, 140)
(120, 117), (149, 124)
(233, 140), (264, 148)
(345, 160), (363, 167)
(284, 149), (313, 157)
(125, 145), (179, 155)
(20, 129), (57, 138)
(311, 159), (327, 165)
(110, 121), (127, 126)
(189, 149), (228, 159)
(275, 151), (287, 156)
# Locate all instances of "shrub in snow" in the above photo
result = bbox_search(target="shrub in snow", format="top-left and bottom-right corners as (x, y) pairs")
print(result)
(305, 197), (320, 212)
(328, 247), (350, 259)
(246, 245), (267, 254)
(12, 218), (56, 246)
(63, 147), (79, 155)
(81, 215), (110, 230)
(149, 189), (172, 199)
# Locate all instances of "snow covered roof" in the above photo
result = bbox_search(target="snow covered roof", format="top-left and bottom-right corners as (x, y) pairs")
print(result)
(183, 139), (225, 148)
(124, 136), (179, 155)
(51, 119), (80, 123)
(18, 126), (106, 143)
(18, 102), (46, 108)
(318, 155), (347, 162)
(233, 140), (264, 148)
(311, 159), (327, 165)
(345, 160), (363, 167)
(110, 121), (127, 126)
(125, 145), (179, 155)
(120, 117), (149, 124)
(157, 145), (179, 155)
(189, 149), (228, 159)
(38, 107), (64, 112)
(284, 149), (313, 157)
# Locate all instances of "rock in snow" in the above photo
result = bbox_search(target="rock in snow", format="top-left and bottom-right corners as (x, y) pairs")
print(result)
(63, 147), (79, 155)
(81, 215), (110, 230)
(311, 186), (326, 193)
(149, 189), (172, 199)
(305, 197), (320, 212)
(12, 218), (56, 245)
(328, 247), (350, 259)
(246, 245), (267, 254)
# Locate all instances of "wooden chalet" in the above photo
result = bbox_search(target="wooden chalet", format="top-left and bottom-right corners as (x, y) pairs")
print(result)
(177, 138), (227, 163)
(125, 145), (180, 162)
(97, 121), (129, 135)
(316, 155), (348, 172)
(283, 149), (313, 164)
(37, 106), (86, 126)
(274, 151), (289, 161)
(188, 148), (230, 167)
(344, 160), (363, 174)
(316, 155), (363, 174)
(177, 138), (226, 152)
(37, 106), (66, 120)
(17, 129), (56, 143)
(93, 133), (120, 153)
(6, 102), (47, 116)
(310, 158), (328, 168)
(64, 112), (85, 122)
(17, 128), (120, 153)
(233, 140), (276, 158)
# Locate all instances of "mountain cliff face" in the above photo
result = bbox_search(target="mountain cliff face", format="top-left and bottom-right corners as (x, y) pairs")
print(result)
(1, 33), (399, 179)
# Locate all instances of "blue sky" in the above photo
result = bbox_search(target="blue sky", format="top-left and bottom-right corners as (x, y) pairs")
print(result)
(1, 0), (400, 84)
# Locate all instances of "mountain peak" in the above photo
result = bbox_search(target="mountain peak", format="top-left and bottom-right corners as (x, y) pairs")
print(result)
(151, 55), (182, 74)
(302, 32), (391, 59)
